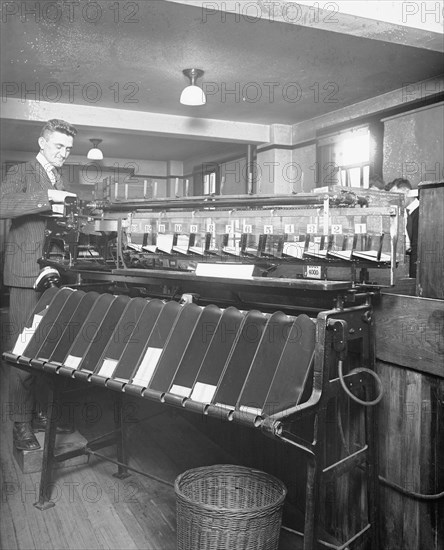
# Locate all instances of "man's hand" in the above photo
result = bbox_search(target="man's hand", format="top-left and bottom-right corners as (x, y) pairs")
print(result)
(47, 189), (77, 202)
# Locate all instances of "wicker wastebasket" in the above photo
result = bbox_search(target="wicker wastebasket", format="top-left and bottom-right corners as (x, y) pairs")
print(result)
(175, 464), (287, 550)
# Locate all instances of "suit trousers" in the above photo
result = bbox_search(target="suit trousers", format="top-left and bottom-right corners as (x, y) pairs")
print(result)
(8, 287), (48, 422)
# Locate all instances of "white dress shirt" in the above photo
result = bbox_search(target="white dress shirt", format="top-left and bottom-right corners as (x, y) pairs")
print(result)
(405, 198), (419, 250)
(36, 152), (57, 186)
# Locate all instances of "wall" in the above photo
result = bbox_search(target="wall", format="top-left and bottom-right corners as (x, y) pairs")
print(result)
(186, 143), (317, 196)
(255, 148), (291, 194)
(292, 144), (317, 193)
(219, 156), (247, 195)
(382, 102), (444, 187)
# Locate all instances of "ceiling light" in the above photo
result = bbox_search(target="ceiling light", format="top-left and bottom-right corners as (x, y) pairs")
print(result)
(87, 139), (104, 160)
(180, 68), (206, 106)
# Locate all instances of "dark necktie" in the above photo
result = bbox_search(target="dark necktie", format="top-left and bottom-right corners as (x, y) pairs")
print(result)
(51, 167), (61, 189)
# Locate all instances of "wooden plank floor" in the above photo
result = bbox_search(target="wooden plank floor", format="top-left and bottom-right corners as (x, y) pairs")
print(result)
(0, 308), (300, 550)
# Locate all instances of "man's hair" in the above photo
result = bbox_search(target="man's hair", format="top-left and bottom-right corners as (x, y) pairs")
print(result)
(40, 119), (77, 139)
(385, 178), (412, 192)
(368, 174), (385, 190)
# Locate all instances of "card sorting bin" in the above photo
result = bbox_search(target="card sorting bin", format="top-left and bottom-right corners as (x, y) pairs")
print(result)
(7, 286), (316, 424)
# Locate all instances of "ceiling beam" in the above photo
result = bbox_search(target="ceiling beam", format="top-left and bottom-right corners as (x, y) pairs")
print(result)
(1, 99), (270, 144)
(163, 0), (444, 52)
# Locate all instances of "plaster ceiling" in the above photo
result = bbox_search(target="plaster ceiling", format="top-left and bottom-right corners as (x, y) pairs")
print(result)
(1, 0), (443, 162)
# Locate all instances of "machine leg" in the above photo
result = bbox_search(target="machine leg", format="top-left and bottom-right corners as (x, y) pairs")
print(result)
(364, 319), (380, 550)
(34, 378), (59, 510)
(366, 392), (380, 550)
(113, 393), (130, 479)
(302, 401), (328, 550)
(303, 454), (320, 550)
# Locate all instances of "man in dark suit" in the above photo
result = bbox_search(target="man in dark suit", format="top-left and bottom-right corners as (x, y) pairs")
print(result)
(405, 193), (419, 277)
(386, 178), (419, 278)
(0, 119), (77, 450)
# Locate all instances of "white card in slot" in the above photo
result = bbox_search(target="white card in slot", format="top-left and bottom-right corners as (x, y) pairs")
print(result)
(127, 243), (142, 251)
(170, 384), (191, 398)
(189, 245), (206, 256)
(328, 250), (353, 260)
(64, 355), (82, 369)
(304, 240), (328, 258)
(98, 358), (118, 378)
(173, 235), (190, 254)
(173, 247), (189, 255)
(223, 246), (241, 256)
(142, 245), (157, 253)
(283, 242), (305, 259)
(353, 251), (391, 262)
(12, 314), (43, 355)
(132, 347), (163, 386)
(190, 382), (217, 403)
(156, 234), (175, 253)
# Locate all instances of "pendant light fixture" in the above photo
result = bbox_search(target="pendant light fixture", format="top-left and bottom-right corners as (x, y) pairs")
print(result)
(87, 139), (104, 160)
(180, 68), (206, 106)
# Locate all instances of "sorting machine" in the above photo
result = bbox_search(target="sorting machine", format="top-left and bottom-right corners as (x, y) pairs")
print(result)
(3, 188), (407, 550)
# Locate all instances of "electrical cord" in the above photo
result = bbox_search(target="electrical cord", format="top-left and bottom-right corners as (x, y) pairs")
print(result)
(335, 409), (442, 501)
(338, 359), (383, 407)
(336, 365), (441, 501)
(379, 475), (444, 501)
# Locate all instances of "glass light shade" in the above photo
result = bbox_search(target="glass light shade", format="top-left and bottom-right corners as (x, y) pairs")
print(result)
(180, 85), (206, 106)
(87, 147), (104, 160)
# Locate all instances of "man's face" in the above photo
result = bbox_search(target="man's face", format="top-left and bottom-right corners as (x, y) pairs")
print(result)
(38, 131), (74, 168)
(392, 186), (415, 207)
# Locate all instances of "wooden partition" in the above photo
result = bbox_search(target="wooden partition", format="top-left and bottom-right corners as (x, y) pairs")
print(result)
(374, 293), (444, 550)
(417, 181), (444, 300)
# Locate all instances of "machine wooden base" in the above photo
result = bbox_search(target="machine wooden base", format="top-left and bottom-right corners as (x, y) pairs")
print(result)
(13, 430), (88, 474)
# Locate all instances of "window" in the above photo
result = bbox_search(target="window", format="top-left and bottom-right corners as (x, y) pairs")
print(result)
(193, 163), (220, 196)
(203, 171), (217, 195)
(317, 125), (375, 189)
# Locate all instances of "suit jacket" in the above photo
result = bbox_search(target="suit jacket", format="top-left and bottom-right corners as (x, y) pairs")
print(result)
(0, 160), (65, 288)
(406, 205), (419, 278)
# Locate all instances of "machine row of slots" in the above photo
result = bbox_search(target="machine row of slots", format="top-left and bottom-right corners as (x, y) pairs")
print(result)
(126, 231), (390, 262)
(8, 287), (316, 424)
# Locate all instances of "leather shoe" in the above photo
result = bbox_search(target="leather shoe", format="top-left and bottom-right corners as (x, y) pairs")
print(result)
(32, 412), (74, 434)
(13, 422), (41, 451)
